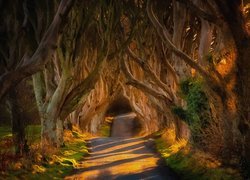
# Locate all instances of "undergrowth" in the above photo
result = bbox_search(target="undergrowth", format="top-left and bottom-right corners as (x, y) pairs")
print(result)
(0, 126), (88, 179)
(172, 78), (211, 143)
(155, 136), (242, 180)
(0, 126), (12, 139)
(25, 125), (42, 144)
(99, 116), (113, 137)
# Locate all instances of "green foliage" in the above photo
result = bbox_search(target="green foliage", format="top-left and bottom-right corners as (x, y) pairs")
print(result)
(25, 125), (41, 144)
(99, 123), (111, 137)
(30, 139), (87, 179)
(179, 79), (191, 96)
(180, 78), (208, 112)
(155, 137), (241, 180)
(0, 126), (12, 139)
(165, 152), (233, 180)
(0, 125), (41, 142)
(99, 117), (113, 137)
(155, 138), (172, 155)
(4, 129), (88, 179)
(174, 78), (211, 142)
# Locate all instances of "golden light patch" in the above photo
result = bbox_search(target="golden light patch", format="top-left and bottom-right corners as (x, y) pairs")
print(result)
(193, 150), (221, 168)
(65, 137), (164, 179)
(161, 139), (188, 158)
(12, 162), (22, 170)
(162, 128), (176, 145)
(216, 50), (236, 77)
(105, 116), (114, 123)
(32, 165), (46, 173)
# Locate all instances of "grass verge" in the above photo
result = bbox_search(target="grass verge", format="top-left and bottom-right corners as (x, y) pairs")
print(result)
(99, 116), (113, 137)
(0, 126), (12, 139)
(0, 126), (88, 179)
(155, 136), (242, 180)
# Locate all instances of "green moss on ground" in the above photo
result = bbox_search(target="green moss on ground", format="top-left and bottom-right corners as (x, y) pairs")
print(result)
(0, 126), (12, 139)
(11, 140), (87, 179)
(155, 137), (242, 180)
(0, 125), (41, 142)
(25, 125), (41, 143)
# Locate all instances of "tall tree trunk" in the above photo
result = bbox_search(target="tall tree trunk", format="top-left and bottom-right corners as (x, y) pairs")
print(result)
(237, 41), (250, 162)
(172, 0), (191, 140)
(43, 70), (71, 147)
(198, 19), (214, 66)
(213, 0), (250, 163)
(33, 71), (70, 147)
(172, 0), (189, 79)
(0, 0), (75, 100)
(9, 89), (25, 155)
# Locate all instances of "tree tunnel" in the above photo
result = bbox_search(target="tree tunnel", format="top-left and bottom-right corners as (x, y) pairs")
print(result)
(105, 96), (142, 137)
(1, 1), (250, 177)
(106, 96), (132, 116)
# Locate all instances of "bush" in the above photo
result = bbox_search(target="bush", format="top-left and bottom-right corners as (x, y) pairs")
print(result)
(155, 137), (242, 180)
(173, 78), (211, 144)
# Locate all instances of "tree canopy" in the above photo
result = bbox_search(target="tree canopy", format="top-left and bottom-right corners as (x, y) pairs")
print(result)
(0, 0), (250, 178)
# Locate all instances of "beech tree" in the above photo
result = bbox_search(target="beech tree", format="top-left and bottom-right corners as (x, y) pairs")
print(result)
(0, 0), (249, 167)
(0, 0), (75, 100)
(32, 0), (139, 146)
(0, 0), (75, 151)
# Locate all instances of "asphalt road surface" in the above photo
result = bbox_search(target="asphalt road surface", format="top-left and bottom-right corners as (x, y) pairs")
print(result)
(65, 113), (177, 180)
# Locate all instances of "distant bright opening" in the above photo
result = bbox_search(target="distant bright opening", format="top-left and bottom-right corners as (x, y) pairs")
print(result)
(105, 96), (141, 137)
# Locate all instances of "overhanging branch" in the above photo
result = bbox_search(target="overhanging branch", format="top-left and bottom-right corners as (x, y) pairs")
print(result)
(0, 0), (76, 100)
(176, 0), (222, 26)
(147, 0), (222, 89)
(127, 47), (176, 102)
(120, 56), (173, 105)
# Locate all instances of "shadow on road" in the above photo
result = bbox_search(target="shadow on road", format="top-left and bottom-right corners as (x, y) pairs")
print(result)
(64, 113), (178, 180)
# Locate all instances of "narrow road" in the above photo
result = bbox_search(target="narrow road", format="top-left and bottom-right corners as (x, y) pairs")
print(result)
(65, 113), (177, 179)
(111, 112), (137, 137)
(65, 137), (177, 180)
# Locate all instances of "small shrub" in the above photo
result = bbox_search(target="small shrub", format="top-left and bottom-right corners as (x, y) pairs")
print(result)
(155, 137), (242, 180)
(99, 116), (113, 137)
(174, 78), (211, 144)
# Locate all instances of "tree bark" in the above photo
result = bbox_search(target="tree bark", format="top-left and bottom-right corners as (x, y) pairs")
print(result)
(213, 0), (250, 163)
(198, 19), (214, 66)
(9, 88), (25, 155)
(33, 64), (71, 147)
(0, 0), (75, 100)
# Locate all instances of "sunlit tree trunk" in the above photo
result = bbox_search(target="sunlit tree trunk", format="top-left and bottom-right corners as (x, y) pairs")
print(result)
(33, 59), (72, 147)
(212, 0), (250, 162)
(33, 76), (74, 147)
(171, 0), (191, 139)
